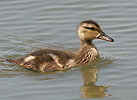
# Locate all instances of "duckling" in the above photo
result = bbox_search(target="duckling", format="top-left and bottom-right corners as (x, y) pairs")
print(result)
(7, 20), (114, 72)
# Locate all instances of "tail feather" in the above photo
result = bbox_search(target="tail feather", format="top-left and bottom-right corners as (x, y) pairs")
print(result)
(6, 59), (17, 63)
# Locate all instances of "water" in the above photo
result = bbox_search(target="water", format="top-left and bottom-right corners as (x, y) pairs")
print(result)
(0, 0), (137, 99)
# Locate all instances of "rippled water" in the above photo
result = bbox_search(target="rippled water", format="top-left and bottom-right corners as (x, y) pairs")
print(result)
(0, 0), (137, 100)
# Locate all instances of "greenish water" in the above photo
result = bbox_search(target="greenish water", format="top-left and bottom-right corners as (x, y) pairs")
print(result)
(0, 0), (137, 100)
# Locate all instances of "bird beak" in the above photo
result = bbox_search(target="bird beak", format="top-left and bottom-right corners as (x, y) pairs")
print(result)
(97, 32), (114, 42)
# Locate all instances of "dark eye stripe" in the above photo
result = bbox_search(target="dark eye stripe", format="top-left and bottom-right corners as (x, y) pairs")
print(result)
(84, 27), (95, 30)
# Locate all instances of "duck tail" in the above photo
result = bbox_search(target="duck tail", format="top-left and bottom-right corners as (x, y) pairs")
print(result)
(6, 59), (17, 63)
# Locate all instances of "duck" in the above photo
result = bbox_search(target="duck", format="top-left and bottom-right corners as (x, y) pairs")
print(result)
(7, 20), (114, 72)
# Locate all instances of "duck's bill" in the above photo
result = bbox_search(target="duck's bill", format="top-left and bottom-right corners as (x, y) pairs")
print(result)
(98, 32), (114, 42)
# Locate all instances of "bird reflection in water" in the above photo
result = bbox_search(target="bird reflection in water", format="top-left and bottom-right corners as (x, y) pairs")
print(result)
(80, 63), (111, 98)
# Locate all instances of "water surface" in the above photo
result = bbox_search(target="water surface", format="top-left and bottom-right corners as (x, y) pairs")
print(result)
(0, 0), (137, 100)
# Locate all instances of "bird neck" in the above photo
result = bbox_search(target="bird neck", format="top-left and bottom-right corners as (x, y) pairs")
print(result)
(81, 40), (94, 47)
(80, 40), (98, 54)
(74, 40), (99, 65)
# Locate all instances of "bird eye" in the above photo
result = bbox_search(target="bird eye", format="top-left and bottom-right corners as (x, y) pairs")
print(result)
(84, 27), (95, 30)
(90, 27), (95, 30)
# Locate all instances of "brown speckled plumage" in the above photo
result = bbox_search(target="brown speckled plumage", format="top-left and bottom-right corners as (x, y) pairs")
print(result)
(7, 20), (114, 72)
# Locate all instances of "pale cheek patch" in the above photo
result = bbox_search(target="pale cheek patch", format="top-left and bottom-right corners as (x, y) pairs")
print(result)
(24, 56), (35, 62)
